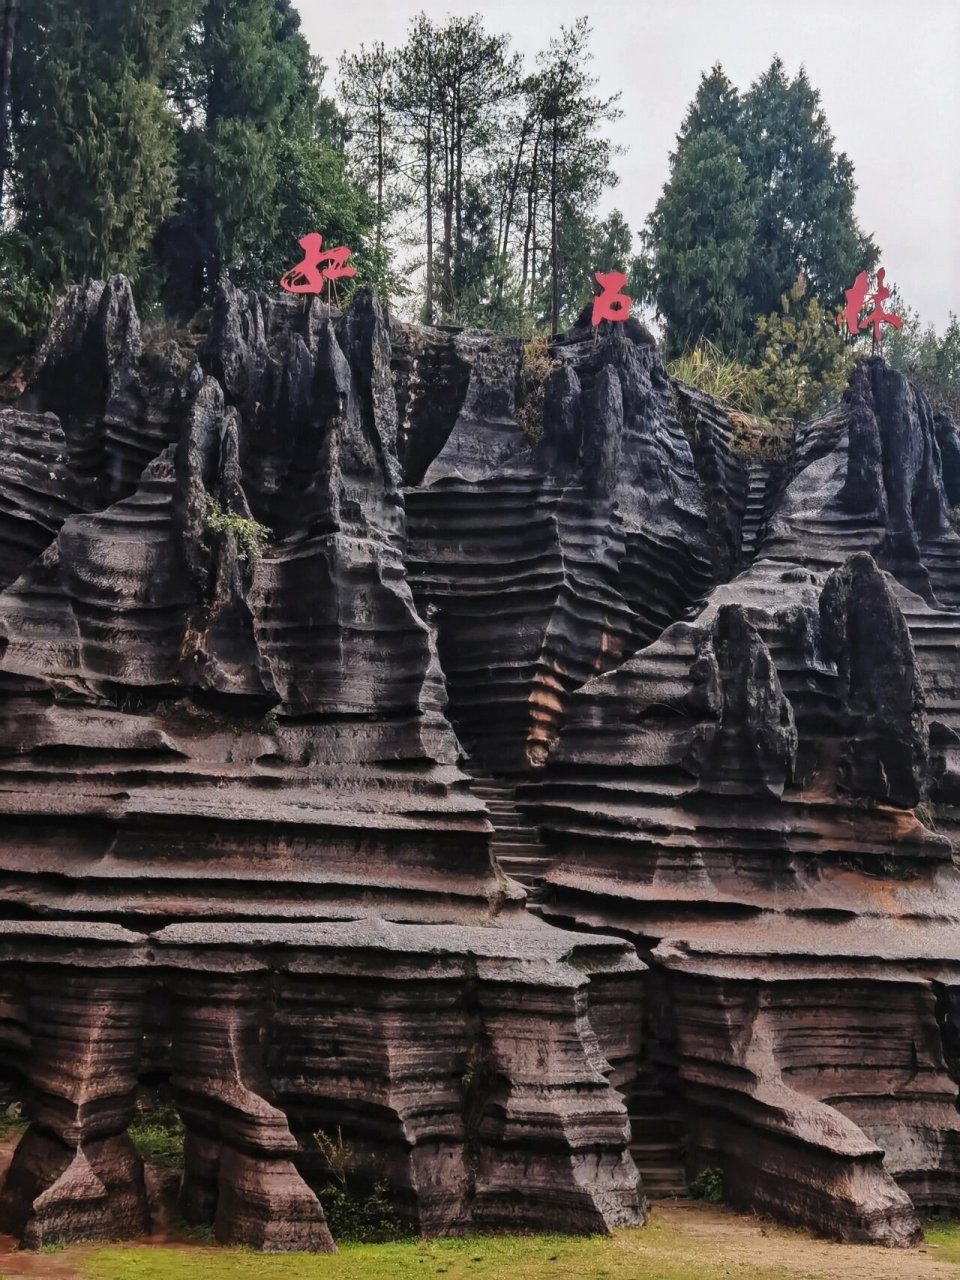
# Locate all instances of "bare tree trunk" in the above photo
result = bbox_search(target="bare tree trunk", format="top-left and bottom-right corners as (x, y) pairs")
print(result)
(0, 0), (19, 208)
(497, 113), (530, 303)
(550, 122), (559, 334)
(375, 86), (384, 263)
(520, 118), (544, 313)
(454, 80), (463, 316)
(425, 105), (434, 324)
(440, 105), (453, 319)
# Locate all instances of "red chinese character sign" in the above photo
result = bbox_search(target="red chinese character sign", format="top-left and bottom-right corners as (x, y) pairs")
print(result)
(592, 270), (632, 326)
(837, 267), (902, 353)
(280, 233), (356, 302)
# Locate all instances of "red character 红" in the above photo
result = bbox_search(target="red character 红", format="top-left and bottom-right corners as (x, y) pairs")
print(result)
(591, 270), (632, 326)
(280, 233), (356, 295)
(837, 267), (902, 350)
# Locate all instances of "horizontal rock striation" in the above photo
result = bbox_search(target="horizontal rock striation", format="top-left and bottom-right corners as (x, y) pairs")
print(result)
(4, 279), (960, 1251)
(0, 281), (644, 1248)
(0, 921), (644, 1246)
(405, 316), (723, 772)
(526, 358), (960, 1242)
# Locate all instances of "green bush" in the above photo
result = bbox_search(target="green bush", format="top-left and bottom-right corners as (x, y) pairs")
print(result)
(688, 1166), (724, 1204)
(204, 498), (271, 563)
(748, 278), (852, 421)
(128, 1105), (185, 1173)
(669, 278), (852, 455)
(313, 1127), (405, 1243)
(319, 1181), (405, 1243)
(0, 231), (56, 352)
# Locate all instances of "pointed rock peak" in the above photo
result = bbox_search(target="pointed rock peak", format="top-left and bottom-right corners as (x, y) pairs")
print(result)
(580, 364), (624, 493)
(689, 603), (797, 797)
(540, 362), (582, 471)
(819, 552), (928, 807)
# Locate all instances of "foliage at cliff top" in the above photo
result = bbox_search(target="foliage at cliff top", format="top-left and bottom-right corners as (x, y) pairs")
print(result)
(638, 60), (878, 360)
(669, 276), (853, 425)
(0, 3), (631, 342)
(0, 0), (374, 338)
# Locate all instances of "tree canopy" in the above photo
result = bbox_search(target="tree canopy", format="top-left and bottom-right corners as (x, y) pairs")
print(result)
(640, 57), (878, 357)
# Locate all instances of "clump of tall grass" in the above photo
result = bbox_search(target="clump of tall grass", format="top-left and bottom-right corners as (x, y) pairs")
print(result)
(668, 338), (761, 414)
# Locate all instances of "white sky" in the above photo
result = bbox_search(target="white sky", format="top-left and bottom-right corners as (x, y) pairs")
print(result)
(297, 0), (960, 332)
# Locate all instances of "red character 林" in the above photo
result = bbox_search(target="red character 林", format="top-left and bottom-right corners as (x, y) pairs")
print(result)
(860, 268), (903, 347)
(838, 267), (902, 351)
(280, 233), (356, 295)
(592, 270), (632, 326)
(839, 270), (870, 337)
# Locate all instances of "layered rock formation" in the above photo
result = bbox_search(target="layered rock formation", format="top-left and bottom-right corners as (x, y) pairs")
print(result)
(0, 279), (644, 1249)
(2, 280), (960, 1252)
(526, 357), (960, 1244)
(405, 315), (717, 771)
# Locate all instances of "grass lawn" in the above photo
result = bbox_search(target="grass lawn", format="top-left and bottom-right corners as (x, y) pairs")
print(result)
(77, 1209), (960, 1280)
(924, 1221), (960, 1266)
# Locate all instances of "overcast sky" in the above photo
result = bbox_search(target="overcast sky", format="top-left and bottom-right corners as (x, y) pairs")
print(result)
(297, 0), (960, 332)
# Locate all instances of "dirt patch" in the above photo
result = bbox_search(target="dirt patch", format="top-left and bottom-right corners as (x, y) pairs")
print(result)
(651, 1200), (958, 1279)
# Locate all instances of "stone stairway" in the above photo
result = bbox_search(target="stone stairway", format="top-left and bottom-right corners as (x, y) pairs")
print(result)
(740, 462), (771, 563)
(627, 1069), (688, 1199)
(468, 773), (554, 889)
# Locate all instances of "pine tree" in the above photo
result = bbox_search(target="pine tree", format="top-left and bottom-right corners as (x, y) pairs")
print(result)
(337, 43), (399, 274)
(390, 14), (519, 324)
(740, 59), (877, 321)
(535, 19), (622, 334)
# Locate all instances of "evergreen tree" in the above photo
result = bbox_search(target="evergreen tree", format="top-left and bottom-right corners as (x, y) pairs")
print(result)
(640, 58), (877, 355)
(535, 19), (622, 333)
(5, 0), (195, 290)
(740, 59), (877, 321)
(390, 14), (519, 324)
(674, 63), (740, 150)
(337, 43), (399, 273)
(355, 14), (625, 330)
(158, 0), (372, 313)
(640, 129), (756, 357)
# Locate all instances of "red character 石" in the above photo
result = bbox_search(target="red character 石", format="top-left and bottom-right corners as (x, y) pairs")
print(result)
(591, 270), (632, 327)
(280, 233), (356, 295)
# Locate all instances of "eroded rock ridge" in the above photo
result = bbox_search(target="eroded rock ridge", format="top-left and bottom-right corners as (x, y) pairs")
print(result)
(0, 281), (959, 1248)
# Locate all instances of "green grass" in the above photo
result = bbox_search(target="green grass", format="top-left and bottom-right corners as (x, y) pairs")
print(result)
(79, 1222), (790, 1280)
(922, 1218), (960, 1264)
(48, 1211), (960, 1280)
(127, 1106), (185, 1173)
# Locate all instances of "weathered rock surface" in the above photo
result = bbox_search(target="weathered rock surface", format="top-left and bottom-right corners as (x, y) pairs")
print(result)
(3, 283), (960, 1251)
(524, 356), (960, 1243)
(0, 281), (644, 1248)
(405, 315), (717, 771)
